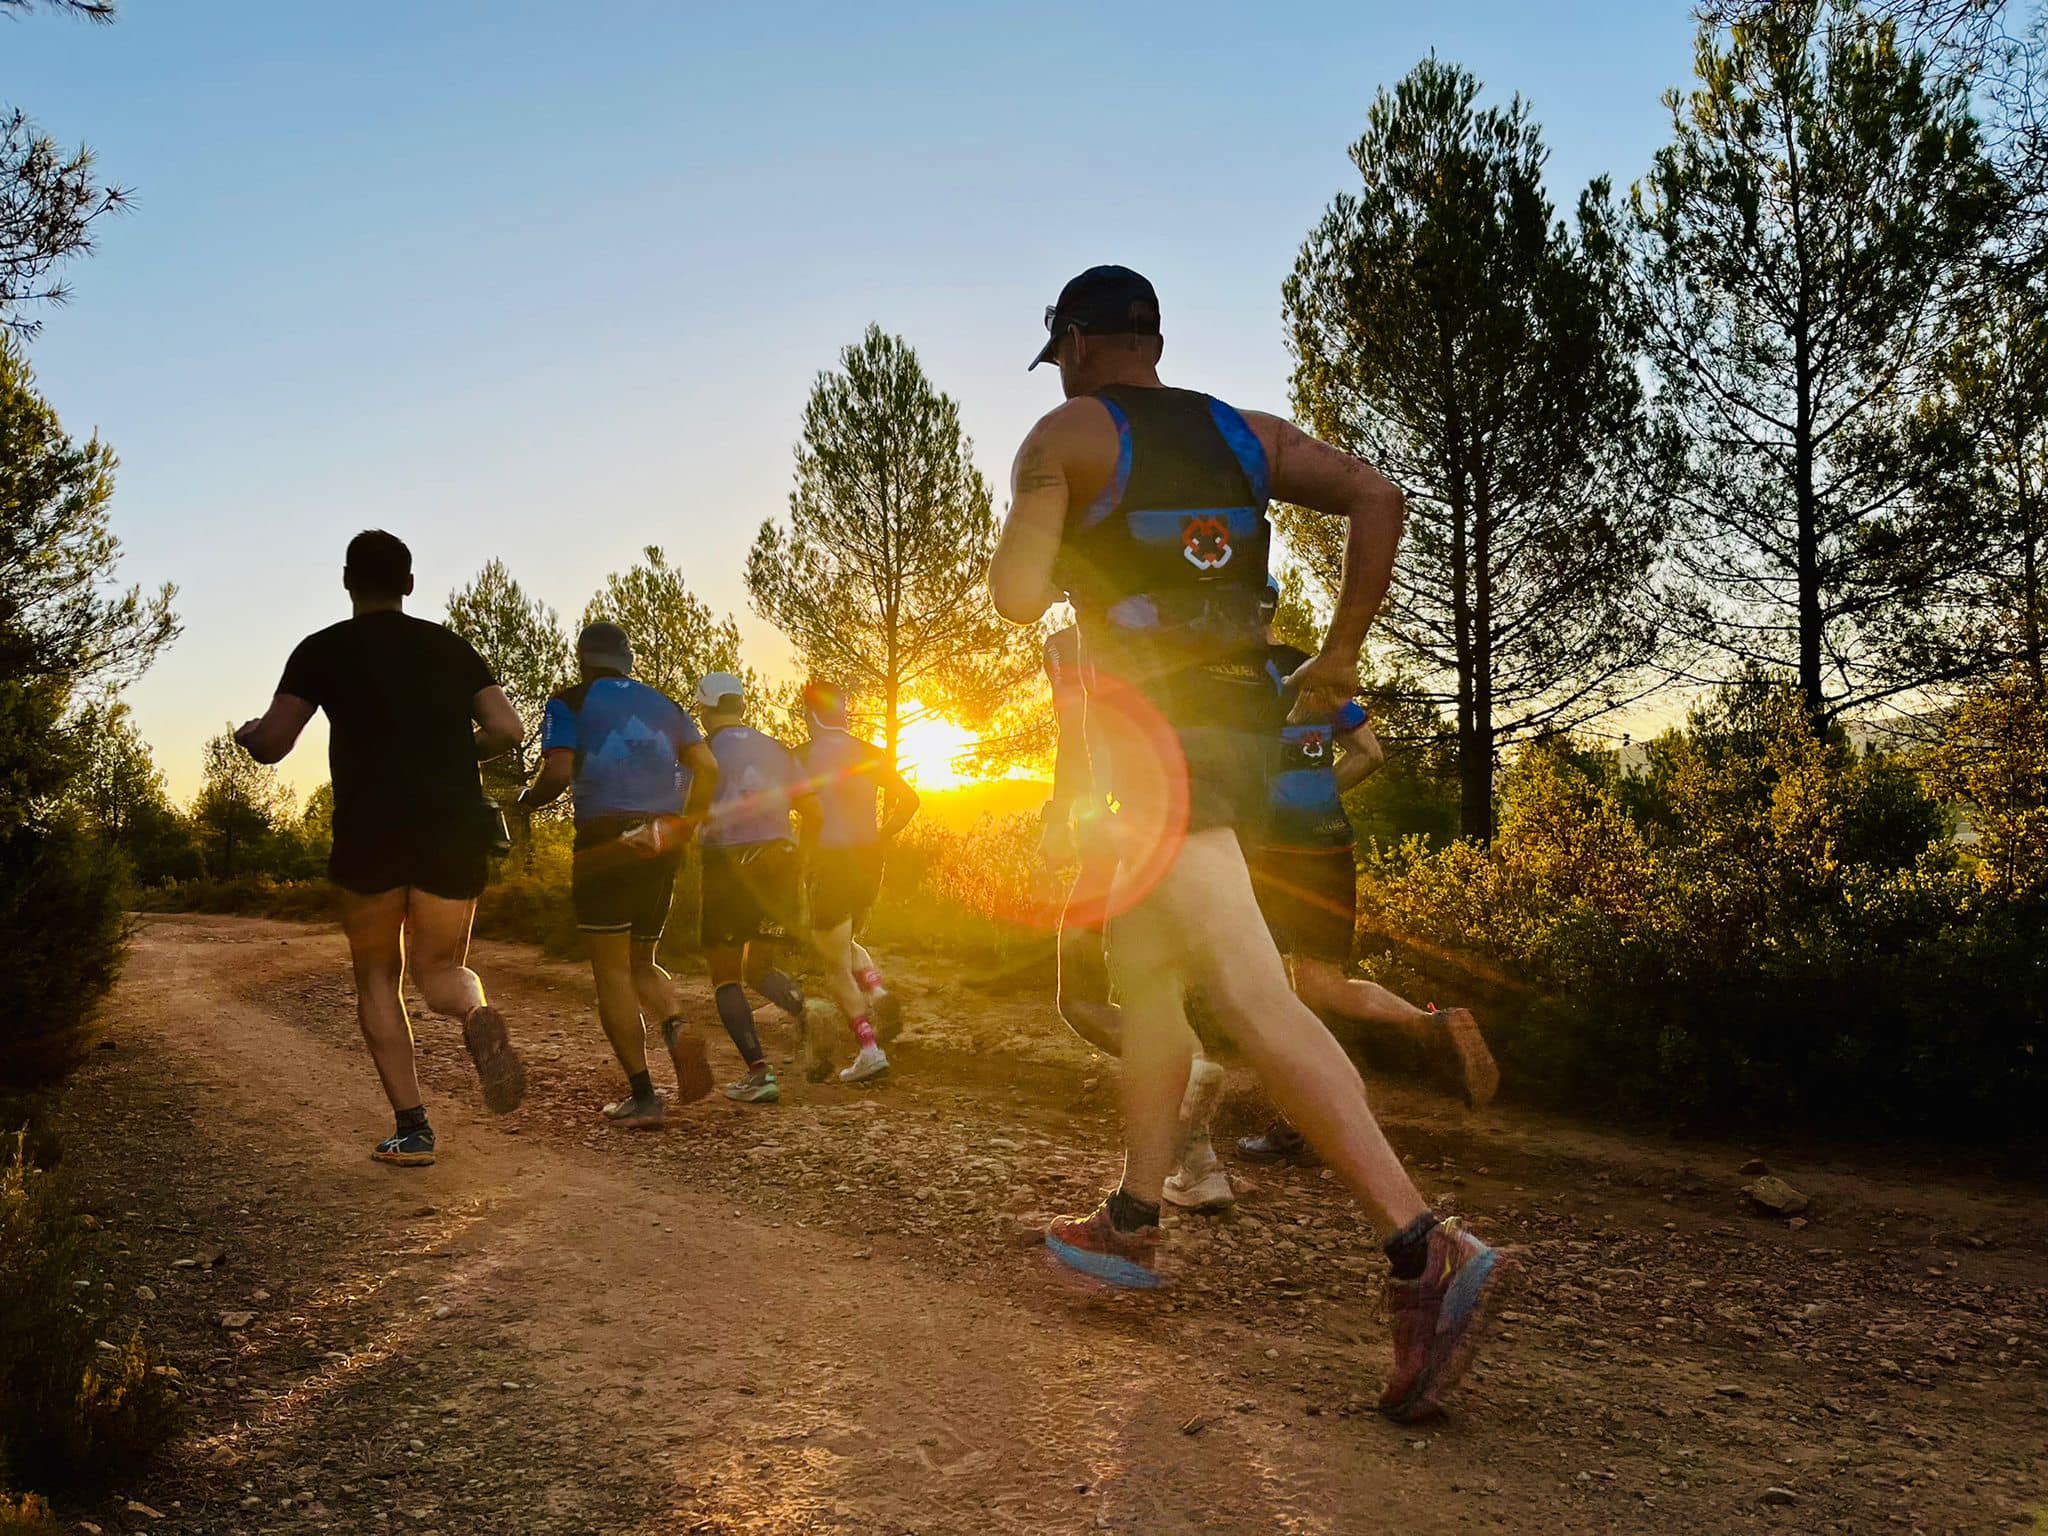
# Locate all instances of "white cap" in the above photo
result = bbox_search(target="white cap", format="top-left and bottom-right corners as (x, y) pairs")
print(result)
(694, 671), (746, 710)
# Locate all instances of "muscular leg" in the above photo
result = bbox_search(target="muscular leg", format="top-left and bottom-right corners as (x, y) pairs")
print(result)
(587, 930), (649, 1079)
(1055, 854), (1123, 1057)
(1159, 830), (1429, 1235)
(339, 887), (421, 1113)
(403, 889), (487, 1021)
(1104, 889), (1200, 1205)
(1292, 958), (1433, 1052)
(812, 916), (866, 1027)
(630, 940), (679, 1029)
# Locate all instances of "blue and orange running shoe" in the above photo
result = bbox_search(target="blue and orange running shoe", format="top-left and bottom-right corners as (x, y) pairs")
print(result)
(1379, 1217), (1508, 1423)
(1044, 1201), (1165, 1290)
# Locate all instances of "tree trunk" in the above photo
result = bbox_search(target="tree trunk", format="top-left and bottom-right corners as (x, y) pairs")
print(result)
(1444, 361), (1487, 841)
(1469, 475), (1497, 845)
(1785, 98), (1825, 733)
(2018, 429), (2043, 693)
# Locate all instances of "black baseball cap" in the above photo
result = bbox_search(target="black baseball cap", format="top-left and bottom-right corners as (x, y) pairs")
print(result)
(1030, 264), (1161, 370)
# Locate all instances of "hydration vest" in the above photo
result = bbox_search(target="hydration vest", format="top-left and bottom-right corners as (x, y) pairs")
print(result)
(1062, 385), (1272, 702)
(1263, 644), (1363, 852)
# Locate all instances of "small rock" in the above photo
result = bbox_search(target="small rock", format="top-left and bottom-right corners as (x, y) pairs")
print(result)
(218, 1310), (255, 1330)
(1745, 1176), (1810, 1217)
(1759, 1486), (1798, 1506)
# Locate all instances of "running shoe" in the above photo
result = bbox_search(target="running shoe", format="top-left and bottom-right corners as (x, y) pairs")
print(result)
(1237, 1121), (1318, 1165)
(1433, 1007), (1500, 1110)
(838, 1044), (890, 1084)
(1043, 1201), (1164, 1290)
(462, 1004), (527, 1115)
(797, 999), (836, 1083)
(722, 1068), (780, 1104)
(663, 1020), (714, 1104)
(601, 1092), (665, 1130)
(1378, 1217), (1509, 1423)
(1161, 1163), (1235, 1213)
(371, 1128), (436, 1167)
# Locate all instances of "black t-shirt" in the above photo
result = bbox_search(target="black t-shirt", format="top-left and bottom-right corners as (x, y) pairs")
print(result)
(278, 612), (495, 850)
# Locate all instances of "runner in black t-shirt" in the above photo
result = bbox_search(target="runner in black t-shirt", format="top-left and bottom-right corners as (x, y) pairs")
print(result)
(236, 530), (529, 1165)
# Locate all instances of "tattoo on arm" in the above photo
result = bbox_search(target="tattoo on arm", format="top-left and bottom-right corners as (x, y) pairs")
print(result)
(1014, 449), (1064, 495)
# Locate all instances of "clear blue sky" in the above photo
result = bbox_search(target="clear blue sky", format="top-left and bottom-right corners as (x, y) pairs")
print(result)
(12, 0), (1699, 799)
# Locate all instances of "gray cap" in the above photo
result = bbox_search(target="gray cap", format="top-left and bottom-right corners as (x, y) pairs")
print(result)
(577, 621), (634, 676)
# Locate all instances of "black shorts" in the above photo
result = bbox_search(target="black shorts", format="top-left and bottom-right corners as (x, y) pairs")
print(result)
(699, 841), (800, 951)
(1178, 724), (1272, 835)
(1103, 667), (1272, 838)
(572, 845), (681, 943)
(1250, 845), (1358, 965)
(330, 821), (488, 902)
(809, 844), (885, 931)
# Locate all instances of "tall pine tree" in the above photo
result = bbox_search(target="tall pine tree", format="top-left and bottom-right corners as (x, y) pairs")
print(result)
(1630, 2), (2004, 725)
(747, 325), (1032, 764)
(1286, 57), (1669, 841)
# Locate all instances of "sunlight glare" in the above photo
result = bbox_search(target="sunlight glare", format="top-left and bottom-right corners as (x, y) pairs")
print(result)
(894, 707), (977, 789)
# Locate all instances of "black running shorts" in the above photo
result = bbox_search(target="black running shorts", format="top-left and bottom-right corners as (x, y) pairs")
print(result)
(699, 840), (800, 950)
(572, 844), (681, 943)
(330, 818), (489, 902)
(1249, 845), (1359, 965)
(809, 844), (885, 931)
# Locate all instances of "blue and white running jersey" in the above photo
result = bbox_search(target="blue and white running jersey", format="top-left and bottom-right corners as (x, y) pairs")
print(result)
(540, 676), (702, 825)
(703, 724), (805, 847)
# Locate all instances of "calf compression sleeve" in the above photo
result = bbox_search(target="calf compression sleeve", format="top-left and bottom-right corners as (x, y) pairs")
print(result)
(754, 968), (804, 1020)
(715, 983), (765, 1068)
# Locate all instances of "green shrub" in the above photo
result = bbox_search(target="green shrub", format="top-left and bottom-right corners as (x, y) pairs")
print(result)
(864, 815), (1056, 986)
(0, 1134), (179, 1504)
(1356, 685), (2048, 1139)
(0, 818), (128, 1091)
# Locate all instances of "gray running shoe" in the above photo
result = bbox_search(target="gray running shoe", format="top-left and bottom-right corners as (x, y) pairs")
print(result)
(722, 1067), (780, 1104)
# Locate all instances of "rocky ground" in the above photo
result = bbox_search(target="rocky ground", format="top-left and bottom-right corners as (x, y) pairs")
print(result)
(39, 914), (2048, 1534)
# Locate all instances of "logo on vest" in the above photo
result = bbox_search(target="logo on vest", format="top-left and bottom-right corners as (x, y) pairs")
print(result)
(1181, 515), (1233, 571)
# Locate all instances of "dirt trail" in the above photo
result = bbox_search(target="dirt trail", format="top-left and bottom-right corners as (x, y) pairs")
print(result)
(47, 915), (2048, 1534)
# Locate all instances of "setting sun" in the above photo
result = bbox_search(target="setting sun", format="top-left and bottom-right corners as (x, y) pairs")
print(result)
(894, 708), (978, 789)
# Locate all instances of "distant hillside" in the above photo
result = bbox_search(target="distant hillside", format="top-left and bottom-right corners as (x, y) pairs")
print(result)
(916, 778), (1049, 832)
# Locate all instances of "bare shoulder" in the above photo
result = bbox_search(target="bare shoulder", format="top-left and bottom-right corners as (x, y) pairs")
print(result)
(1018, 396), (1119, 465)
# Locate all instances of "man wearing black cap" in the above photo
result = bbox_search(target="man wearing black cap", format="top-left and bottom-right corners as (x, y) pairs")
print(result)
(990, 267), (1506, 1424)
(514, 622), (721, 1128)
(235, 530), (529, 1165)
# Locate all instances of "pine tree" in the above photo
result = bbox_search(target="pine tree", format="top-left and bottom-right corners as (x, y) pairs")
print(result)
(1286, 57), (1670, 840)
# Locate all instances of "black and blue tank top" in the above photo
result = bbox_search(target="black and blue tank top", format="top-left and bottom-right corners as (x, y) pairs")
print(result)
(1061, 385), (1272, 711)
